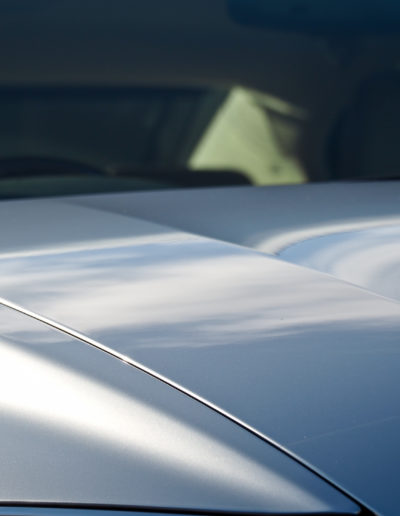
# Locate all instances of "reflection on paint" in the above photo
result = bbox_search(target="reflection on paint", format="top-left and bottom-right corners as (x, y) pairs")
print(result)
(0, 306), (355, 514)
(0, 201), (399, 515)
(279, 224), (400, 301)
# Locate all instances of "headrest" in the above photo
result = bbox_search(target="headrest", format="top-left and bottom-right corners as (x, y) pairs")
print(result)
(329, 72), (400, 180)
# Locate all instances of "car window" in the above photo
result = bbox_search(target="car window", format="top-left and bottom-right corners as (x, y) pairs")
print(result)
(0, 86), (306, 199)
(1, 0), (400, 199)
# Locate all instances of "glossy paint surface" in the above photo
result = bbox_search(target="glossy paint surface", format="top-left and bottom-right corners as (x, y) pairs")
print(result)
(76, 182), (400, 300)
(0, 304), (357, 513)
(74, 181), (400, 256)
(0, 197), (400, 514)
(278, 223), (400, 301)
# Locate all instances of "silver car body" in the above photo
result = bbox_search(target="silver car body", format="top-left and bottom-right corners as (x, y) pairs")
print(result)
(1, 182), (400, 515)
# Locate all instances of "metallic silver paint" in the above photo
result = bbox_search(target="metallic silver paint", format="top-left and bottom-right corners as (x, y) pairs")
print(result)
(0, 195), (399, 513)
(0, 305), (357, 514)
(278, 223), (400, 301)
(72, 182), (400, 300)
(72, 181), (400, 257)
(0, 294), (293, 459)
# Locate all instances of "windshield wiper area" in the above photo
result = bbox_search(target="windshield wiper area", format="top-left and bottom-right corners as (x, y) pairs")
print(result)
(0, 157), (105, 179)
(112, 166), (251, 187)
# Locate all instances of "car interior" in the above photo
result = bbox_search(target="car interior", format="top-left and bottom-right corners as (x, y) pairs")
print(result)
(1, 0), (400, 198)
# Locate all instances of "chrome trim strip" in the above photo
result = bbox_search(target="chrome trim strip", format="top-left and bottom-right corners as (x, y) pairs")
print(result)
(0, 297), (363, 513)
(0, 296), (285, 451)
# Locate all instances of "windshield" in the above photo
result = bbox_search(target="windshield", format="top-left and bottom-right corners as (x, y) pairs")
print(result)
(1, 0), (400, 199)
(0, 86), (306, 199)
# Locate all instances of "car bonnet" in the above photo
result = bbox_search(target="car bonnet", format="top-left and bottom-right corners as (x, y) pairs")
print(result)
(0, 198), (399, 515)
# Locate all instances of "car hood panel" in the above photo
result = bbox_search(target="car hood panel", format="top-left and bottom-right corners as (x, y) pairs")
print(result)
(0, 304), (358, 514)
(1, 198), (400, 514)
(77, 182), (400, 302)
(278, 223), (400, 301)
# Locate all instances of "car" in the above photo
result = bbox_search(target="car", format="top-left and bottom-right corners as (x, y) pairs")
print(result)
(1, 1), (400, 515)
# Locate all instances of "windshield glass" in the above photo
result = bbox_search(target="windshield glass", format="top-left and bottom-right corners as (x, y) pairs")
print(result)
(0, 86), (306, 199)
(1, 0), (400, 199)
